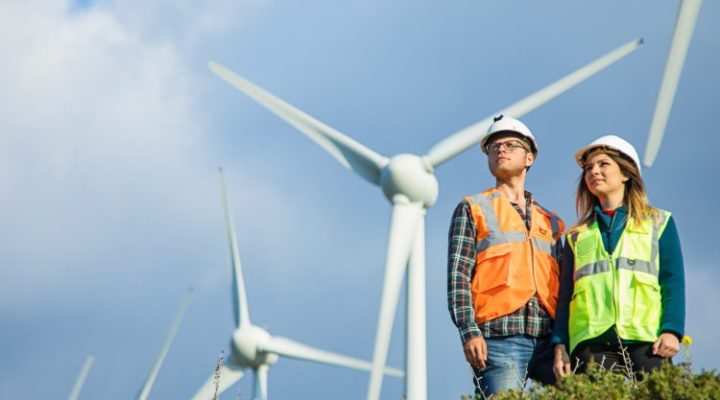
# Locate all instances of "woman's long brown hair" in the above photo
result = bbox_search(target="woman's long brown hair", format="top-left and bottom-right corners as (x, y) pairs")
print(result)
(568, 148), (659, 234)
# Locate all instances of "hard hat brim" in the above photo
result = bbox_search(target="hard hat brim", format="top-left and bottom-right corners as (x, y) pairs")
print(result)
(574, 137), (642, 175)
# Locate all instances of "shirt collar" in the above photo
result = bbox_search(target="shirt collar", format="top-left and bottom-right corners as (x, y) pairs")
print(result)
(594, 204), (627, 228)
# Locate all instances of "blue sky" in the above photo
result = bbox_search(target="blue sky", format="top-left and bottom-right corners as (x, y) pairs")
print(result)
(1, 1), (718, 399)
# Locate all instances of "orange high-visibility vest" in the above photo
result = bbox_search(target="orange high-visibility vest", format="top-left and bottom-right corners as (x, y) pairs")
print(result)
(464, 189), (564, 323)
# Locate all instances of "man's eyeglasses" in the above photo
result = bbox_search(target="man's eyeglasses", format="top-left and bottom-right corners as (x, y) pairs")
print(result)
(486, 140), (528, 154)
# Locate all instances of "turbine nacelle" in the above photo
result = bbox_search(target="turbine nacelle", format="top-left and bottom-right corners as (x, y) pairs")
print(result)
(379, 154), (438, 208)
(230, 326), (279, 368)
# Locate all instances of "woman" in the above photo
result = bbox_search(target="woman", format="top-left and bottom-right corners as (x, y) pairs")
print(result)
(552, 135), (685, 379)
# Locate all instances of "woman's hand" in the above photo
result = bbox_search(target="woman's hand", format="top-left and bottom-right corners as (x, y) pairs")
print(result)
(653, 332), (680, 358)
(553, 344), (572, 379)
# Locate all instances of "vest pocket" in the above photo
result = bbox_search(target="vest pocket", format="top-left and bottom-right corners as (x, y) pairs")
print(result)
(570, 279), (590, 302)
(573, 236), (598, 267)
(630, 273), (661, 329)
(569, 280), (592, 337)
(472, 244), (513, 292)
(570, 278), (598, 316)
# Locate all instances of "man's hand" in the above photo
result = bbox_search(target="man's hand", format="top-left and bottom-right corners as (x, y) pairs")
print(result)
(653, 332), (680, 358)
(463, 336), (487, 369)
(553, 344), (572, 379)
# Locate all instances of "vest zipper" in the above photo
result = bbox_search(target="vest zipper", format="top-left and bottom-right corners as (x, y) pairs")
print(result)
(607, 213), (619, 329)
(527, 209), (538, 295)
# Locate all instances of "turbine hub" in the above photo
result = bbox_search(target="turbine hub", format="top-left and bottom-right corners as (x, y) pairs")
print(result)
(379, 154), (439, 207)
(230, 325), (278, 367)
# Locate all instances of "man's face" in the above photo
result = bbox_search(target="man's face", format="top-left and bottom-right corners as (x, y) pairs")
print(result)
(486, 134), (535, 178)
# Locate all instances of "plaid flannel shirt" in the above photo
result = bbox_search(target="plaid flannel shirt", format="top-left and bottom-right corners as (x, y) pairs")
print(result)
(447, 191), (561, 344)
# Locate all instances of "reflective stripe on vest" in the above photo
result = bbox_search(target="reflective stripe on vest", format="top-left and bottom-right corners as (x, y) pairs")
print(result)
(470, 191), (561, 258)
(567, 210), (671, 353)
(465, 189), (564, 323)
(573, 257), (658, 281)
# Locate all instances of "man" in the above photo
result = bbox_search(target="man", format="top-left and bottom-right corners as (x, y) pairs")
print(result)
(447, 115), (564, 396)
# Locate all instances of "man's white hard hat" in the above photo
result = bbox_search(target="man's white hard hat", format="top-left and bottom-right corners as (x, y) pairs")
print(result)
(575, 135), (642, 175)
(481, 115), (538, 155)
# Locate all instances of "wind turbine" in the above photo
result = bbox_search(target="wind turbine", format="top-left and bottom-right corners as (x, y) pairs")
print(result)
(191, 169), (404, 400)
(644, 0), (703, 167)
(136, 289), (193, 400)
(67, 354), (94, 400)
(208, 37), (642, 400)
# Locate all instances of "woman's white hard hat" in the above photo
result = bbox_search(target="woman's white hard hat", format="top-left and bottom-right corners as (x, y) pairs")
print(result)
(480, 115), (538, 155)
(574, 135), (642, 175)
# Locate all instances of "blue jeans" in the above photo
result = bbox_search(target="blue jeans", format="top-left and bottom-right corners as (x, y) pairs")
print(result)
(472, 335), (555, 397)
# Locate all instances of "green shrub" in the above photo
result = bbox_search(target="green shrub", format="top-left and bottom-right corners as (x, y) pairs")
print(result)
(461, 362), (720, 400)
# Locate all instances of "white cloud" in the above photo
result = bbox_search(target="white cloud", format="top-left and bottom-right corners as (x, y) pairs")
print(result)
(0, 0), (351, 316)
(0, 0), (225, 312)
(0, 1), (203, 193)
(99, 0), (269, 47)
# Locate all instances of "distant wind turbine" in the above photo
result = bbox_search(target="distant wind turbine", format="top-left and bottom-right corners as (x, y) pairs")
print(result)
(191, 169), (404, 400)
(209, 37), (642, 400)
(136, 289), (193, 400)
(644, 0), (703, 167)
(67, 354), (94, 400)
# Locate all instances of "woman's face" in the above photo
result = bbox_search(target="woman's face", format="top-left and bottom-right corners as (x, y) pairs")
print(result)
(583, 151), (629, 200)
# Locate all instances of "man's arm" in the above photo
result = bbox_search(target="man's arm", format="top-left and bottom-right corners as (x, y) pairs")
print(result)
(447, 201), (482, 343)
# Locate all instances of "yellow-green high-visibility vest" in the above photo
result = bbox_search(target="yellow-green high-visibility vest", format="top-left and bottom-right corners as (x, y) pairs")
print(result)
(566, 210), (671, 353)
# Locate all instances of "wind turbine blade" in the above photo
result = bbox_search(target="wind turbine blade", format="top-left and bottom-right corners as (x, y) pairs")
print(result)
(644, 0), (703, 167)
(367, 199), (424, 400)
(67, 354), (94, 400)
(260, 336), (404, 378)
(253, 365), (269, 400)
(191, 360), (245, 400)
(425, 38), (644, 168)
(209, 61), (389, 185)
(136, 289), (192, 400)
(219, 168), (251, 329)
